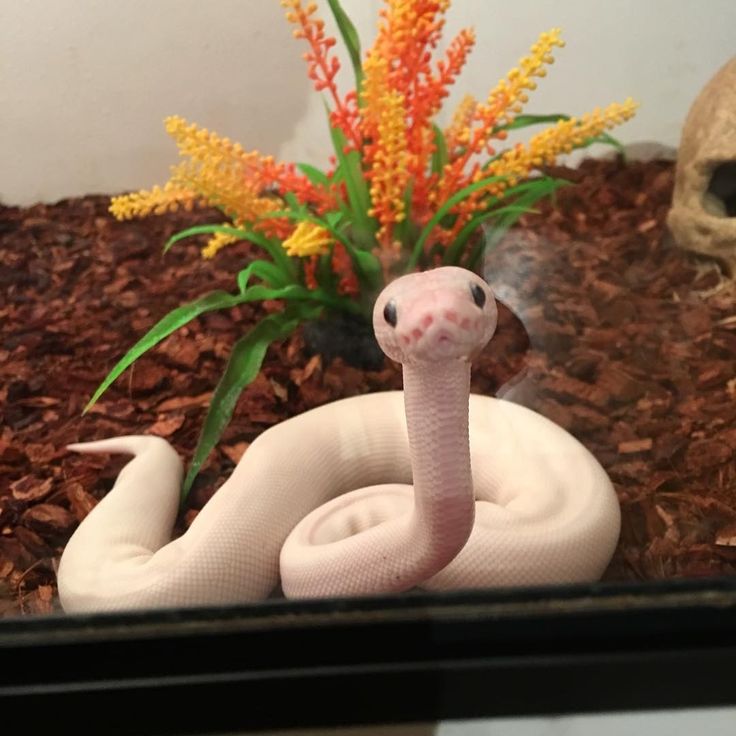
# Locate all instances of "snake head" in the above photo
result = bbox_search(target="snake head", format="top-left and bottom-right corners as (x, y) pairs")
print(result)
(373, 266), (498, 364)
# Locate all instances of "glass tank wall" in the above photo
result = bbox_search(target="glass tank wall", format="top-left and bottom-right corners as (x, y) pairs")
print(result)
(1, 0), (735, 623)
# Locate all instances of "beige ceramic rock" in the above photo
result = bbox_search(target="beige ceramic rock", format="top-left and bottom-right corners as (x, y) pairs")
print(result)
(668, 57), (736, 275)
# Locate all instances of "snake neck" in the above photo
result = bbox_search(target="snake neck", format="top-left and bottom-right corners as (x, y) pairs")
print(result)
(402, 359), (475, 557)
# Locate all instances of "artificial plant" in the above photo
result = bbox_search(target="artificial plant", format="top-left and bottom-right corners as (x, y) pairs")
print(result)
(89, 0), (637, 496)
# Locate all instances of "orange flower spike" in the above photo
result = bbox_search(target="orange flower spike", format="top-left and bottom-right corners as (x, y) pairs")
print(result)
(379, 1), (450, 76)
(424, 27), (475, 121)
(255, 215), (294, 241)
(281, 0), (360, 148)
(276, 164), (338, 213)
(368, 1), (449, 128)
(330, 243), (360, 296)
(408, 26), (476, 212)
(332, 90), (361, 150)
(364, 2), (455, 232)
(303, 257), (319, 291)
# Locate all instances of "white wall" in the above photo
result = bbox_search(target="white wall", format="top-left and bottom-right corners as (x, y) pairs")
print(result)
(1, 0), (734, 206)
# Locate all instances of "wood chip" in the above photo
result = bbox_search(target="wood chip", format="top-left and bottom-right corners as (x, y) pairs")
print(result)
(64, 481), (98, 522)
(715, 522), (736, 547)
(618, 438), (653, 454)
(156, 392), (213, 412)
(2, 158), (736, 609)
(21, 505), (77, 538)
(221, 442), (249, 465)
(146, 413), (186, 437)
(10, 476), (54, 503)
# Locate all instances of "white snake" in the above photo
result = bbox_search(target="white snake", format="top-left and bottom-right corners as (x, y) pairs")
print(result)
(57, 266), (621, 613)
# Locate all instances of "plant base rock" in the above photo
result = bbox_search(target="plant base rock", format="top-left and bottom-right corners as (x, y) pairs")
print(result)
(302, 314), (386, 371)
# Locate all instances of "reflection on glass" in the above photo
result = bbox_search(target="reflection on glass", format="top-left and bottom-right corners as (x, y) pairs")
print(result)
(1, 1), (734, 618)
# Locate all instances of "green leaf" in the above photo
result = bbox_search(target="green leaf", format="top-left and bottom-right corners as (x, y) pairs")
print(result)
(405, 173), (507, 271)
(492, 113), (570, 134)
(325, 210), (344, 229)
(350, 248), (382, 290)
(238, 228), (295, 277)
(431, 125), (448, 176)
(328, 118), (376, 247)
(297, 162), (331, 188)
(439, 176), (566, 267)
(316, 250), (338, 292)
(237, 260), (292, 293)
(83, 290), (246, 413)
(443, 205), (539, 267)
(163, 224), (294, 278)
(586, 131), (626, 156)
(163, 224), (233, 254)
(284, 191), (306, 213)
(181, 307), (319, 497)
(240, 282), (319, 306)
(238, 281), (363, 316)
(464, 178), (568, 271)
(326, 0), (363, 91)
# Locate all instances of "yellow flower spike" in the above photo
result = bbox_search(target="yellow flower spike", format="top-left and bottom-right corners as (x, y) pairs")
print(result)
(109, 182), (199, 221)
(438, 95), (637, 247)
(489, 98), (639, 181)
(160, 116), (288, 227)
(445, 94), (477, 151)
(434, 27), (575, 215)
(282, 221), (332, 258)
(169, 160), (280, 226)
(478, 27), (565, 131)
(164, 116), (265, 175)
(202, 228), (240, 260)
(360, 50), (410, 246)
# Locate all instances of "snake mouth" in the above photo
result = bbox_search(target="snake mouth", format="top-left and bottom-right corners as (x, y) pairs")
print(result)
(422, 333), (455, 355)
(413, 329), (472, 362)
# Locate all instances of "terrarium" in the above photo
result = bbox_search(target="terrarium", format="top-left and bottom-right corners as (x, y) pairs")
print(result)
(1, 0), (735, 731)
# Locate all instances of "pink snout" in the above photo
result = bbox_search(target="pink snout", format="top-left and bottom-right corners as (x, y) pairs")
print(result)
(398, 305), (482, 357)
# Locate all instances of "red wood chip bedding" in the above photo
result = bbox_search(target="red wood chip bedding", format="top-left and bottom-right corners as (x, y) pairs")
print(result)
(1, 157), (735, 615)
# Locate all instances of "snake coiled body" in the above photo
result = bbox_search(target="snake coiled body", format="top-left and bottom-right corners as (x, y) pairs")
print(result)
(57, 267), (620, 612)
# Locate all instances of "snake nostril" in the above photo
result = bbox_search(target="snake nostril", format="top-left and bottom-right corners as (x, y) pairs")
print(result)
(460, 317), (471, 330)
(412, 328), (423, 340)
(444, 310), (458, 323)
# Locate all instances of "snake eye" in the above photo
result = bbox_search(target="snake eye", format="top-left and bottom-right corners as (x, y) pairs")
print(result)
(470, 283), (486, 309)
(383, 299), (398, 327)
